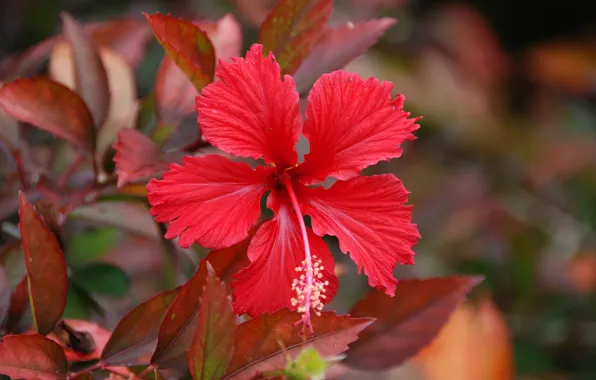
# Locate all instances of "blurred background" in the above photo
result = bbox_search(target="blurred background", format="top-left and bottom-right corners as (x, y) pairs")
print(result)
(1, 0), (596, 379)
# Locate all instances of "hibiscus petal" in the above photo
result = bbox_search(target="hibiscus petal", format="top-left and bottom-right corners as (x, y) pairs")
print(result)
(297, 174), (420, 295)
(147, 155), (274, 249)
(232, 199), (338, 317)
(196, 44), (301, 169)
(292, 71), (420, 185)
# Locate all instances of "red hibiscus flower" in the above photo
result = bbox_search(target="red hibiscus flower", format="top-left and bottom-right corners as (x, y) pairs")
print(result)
(147, 43), (421, 331)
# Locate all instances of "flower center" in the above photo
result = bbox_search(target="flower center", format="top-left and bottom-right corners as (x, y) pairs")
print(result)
(279, 174), (324, 334)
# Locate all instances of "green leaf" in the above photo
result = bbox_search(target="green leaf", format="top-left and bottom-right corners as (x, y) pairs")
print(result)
(259, 0), (332, 75)
(66, 227), (120, 267)
(71, 263), (130, 297)
(285, 347), (328, 380)
(63, 284), (91, 320)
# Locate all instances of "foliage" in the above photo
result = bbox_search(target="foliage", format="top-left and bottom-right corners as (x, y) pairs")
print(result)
(0, 1), (488, 379)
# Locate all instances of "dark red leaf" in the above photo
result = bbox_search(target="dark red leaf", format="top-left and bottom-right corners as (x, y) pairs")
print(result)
(18, 192), (68, 336)
(154, 56), (197, 123)
(4, 276), (28, 333)
(293, 18), (397, 93)
(224, 310), (373, 380)
(112, 128), (164, 188)
(150, 263), (209, 369)
(259, 0), (332, 75)
(0, 108), (19, 151)
(0, 19), (150, 80)
(70, 374), (93, 380)
(0, 37), (58, 80)
(0, 334), (67, 379)
(61, 12), (110, 129)
(189, 264), (236, 380)
(33, 200), (61, 237)
(203, 228), (254, 287)
(0, 268), (10, 326)
(154, 14), (242, 124)
(144, 13), (216, 92)
(149, 240), (253, 371)
(344, 276), (483, 370)
(91, 18), (152, 69)
(0, 77), (95, 153)
(101, 288), (179, 366)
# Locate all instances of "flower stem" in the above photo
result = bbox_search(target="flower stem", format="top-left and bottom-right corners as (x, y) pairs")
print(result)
(280, 176), (314, 334)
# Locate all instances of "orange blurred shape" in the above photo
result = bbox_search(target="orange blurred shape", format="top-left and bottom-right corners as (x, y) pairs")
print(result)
(527, 41), (596, 95)
(567, 254), (596, 294)
(413, 298), (513, 380)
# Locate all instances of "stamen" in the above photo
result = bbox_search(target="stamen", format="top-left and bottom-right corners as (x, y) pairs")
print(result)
(280, 175), (325, 334)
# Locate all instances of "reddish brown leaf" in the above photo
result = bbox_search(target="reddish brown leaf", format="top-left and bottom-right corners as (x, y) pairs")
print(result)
(155, 14), (241, 124)
(145, 13), (216, 92)
(189, 264), (236, 380)
(18, 192), (68, 336)
(149, 243), (254, 371)
(4, 276), (29, 333)
(0, 19), (149, 81)
(0, 77), (95, 153)
(344, 276), (483, 370)
(150, 263), (209, 369)
(101, 288), (179, 366)
(0, 37), (58, 80)
(203, 231), (253, 287)
(0, 334), (67, 379)
(259, 0), (332, 75)
(112, 128), (164, 188)
(61, 12), (110, 129)
(91, 19), (152, 69)
(0, 268), (10, 326)
(224, 310), (373, 380)
(0, 108), (19, 151)
(293, 18), (397, 93)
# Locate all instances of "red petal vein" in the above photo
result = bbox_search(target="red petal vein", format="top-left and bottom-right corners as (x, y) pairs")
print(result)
(292, 71), (420, 185)
(196, 44), (301, 169)
(298, 174), (420, 295)
(147, 155), (274, 249)
(232, 191), (337, 317)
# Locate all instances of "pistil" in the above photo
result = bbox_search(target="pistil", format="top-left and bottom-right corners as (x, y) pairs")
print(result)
(280, 175), (317, 334)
